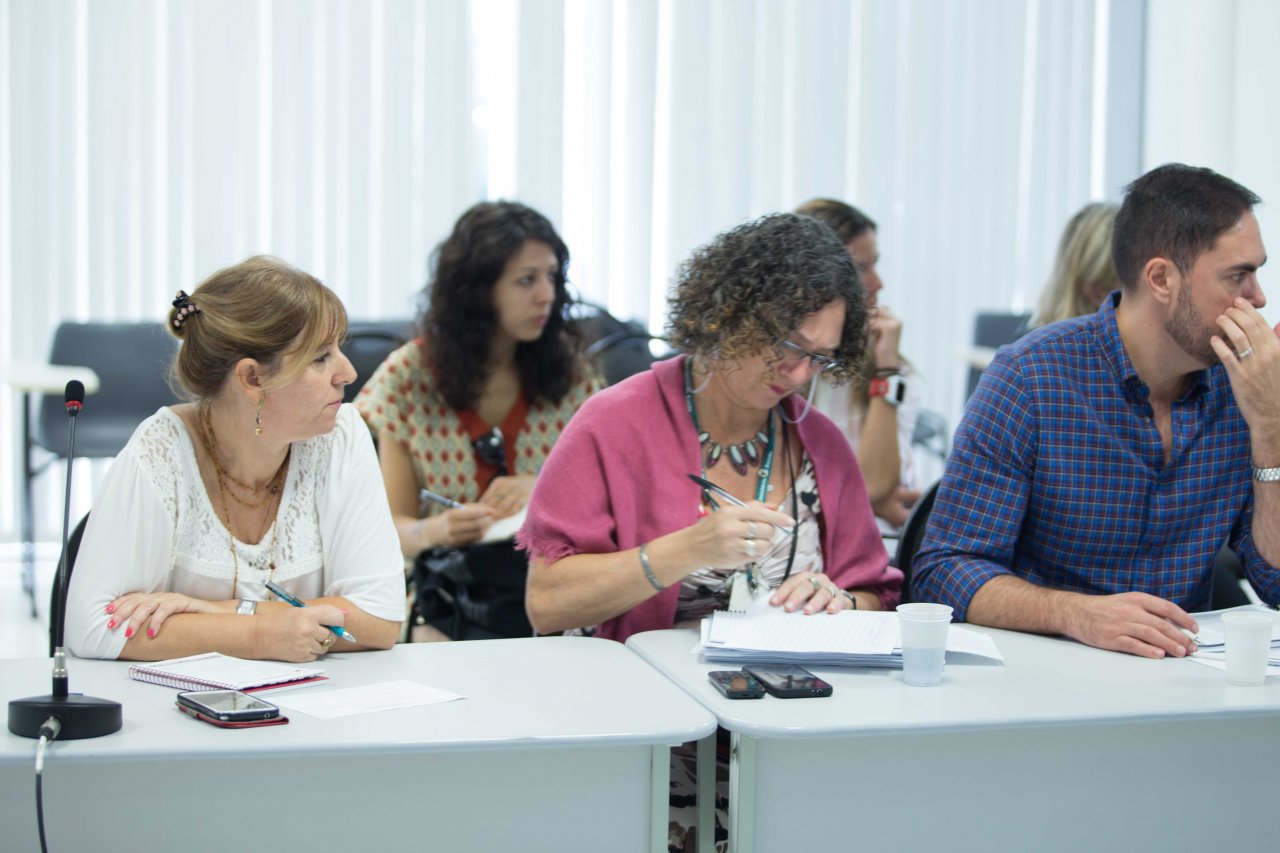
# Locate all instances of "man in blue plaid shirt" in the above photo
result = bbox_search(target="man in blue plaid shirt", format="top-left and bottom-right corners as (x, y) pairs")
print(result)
(914, 164), (1279, 658)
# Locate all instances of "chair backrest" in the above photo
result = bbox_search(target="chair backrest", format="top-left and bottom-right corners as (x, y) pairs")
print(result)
(343, 321), (414, 403)
(1211, 544), (1251, 609)
(49, 511), (90, 657)
(574, 303), (676, 386)
(891, 480), (941, 605)
(35, 322), (180, 459)
(966, 312), (1031, 399)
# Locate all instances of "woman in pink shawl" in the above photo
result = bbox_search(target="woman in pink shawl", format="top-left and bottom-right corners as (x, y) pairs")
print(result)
(521, 213), (901, 643)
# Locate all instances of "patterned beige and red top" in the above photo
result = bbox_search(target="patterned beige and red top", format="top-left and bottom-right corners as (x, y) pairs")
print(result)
(356, 339), (600, 513)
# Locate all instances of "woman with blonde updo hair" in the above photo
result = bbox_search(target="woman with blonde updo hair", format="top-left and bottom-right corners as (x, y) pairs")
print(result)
(66, 256), (404, 661)
(1029, 202), (1121, 328)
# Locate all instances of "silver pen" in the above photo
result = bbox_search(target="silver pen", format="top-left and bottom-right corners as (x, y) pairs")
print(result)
(419, 488), (464, 510)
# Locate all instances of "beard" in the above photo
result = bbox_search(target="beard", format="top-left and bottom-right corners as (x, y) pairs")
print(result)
(1164, 285), (1219, 365)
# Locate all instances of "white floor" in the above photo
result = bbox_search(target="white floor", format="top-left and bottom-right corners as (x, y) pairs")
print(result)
(0, 542), (59, 659)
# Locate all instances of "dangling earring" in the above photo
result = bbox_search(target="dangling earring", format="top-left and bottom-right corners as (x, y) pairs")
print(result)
(255, 396), (264, 436)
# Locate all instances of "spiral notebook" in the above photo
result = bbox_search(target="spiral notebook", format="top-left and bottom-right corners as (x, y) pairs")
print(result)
(128, 652), (327, 692)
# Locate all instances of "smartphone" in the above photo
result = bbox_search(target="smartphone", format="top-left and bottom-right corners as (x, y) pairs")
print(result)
(177, 704), (290, 728)
(743, 664), (833, 698)
(708, 670), (766, 699)
(176, 689), (281, 723)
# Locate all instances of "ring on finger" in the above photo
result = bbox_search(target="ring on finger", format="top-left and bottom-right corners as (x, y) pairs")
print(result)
(744, 539), (757, 558)
(746, 521), (757, 541)
(1238, 346), (1254, 360)
(810, 576), (822, 592)
(320, 633), (337, 651)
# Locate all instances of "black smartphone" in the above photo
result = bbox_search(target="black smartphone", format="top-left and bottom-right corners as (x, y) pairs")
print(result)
(176, 689), (281, 723)
(743, 664), (833, 698)
(708, 670), (766, 699)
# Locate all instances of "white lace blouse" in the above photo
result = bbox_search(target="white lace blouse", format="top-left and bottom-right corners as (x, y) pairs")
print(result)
(65, 404), (405, 659)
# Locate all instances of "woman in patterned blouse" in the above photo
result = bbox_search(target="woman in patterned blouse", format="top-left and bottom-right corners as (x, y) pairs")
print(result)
(357, 202), (599, 635)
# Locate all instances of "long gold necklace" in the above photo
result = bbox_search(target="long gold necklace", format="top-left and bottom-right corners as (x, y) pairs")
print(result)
(197, 405), (288, 598)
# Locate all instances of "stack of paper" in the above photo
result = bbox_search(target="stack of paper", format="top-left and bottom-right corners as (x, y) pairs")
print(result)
(699, 610), (1003, 668)
(1186, 605), (1280, 677)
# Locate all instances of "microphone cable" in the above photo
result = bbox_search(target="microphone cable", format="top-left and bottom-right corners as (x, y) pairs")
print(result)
(34, 715), (61, 853)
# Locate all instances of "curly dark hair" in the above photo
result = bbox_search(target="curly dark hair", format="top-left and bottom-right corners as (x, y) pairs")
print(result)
(419, 201), (583, 410)
(666, 213), (867, 383)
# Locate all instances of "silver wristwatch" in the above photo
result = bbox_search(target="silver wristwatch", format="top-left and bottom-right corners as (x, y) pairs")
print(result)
(1253, 466), (1280, 482)
(236, 599), (258, 615)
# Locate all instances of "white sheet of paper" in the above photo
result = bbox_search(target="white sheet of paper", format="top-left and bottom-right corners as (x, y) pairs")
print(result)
(480, 506), (527, 544)
(1184, 652), (1280, 678)
(270, 680), (465, 719)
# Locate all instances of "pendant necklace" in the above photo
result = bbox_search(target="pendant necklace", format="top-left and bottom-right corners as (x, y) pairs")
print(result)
(685, 359), (777, 599)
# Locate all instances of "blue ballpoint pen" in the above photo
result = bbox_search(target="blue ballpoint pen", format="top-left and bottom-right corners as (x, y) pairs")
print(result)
(264, 579), (357, 643)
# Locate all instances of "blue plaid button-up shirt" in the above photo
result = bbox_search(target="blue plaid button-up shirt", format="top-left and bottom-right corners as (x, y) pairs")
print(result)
(913, 292), (1280, 620)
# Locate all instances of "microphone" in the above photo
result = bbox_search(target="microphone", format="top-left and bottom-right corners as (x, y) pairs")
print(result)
(9, 380), (122, 740)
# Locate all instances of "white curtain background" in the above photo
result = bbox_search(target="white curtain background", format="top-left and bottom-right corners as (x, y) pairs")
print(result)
(1, 0), (1274, 544)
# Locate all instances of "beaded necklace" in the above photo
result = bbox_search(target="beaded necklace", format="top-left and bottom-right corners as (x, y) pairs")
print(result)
(683, 359), (775, 503)
(196, 405), (286, 598)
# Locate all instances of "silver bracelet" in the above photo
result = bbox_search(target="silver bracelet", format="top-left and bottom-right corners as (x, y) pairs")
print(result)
(639, 544), (665, 591)
(841, 589), (857, 610)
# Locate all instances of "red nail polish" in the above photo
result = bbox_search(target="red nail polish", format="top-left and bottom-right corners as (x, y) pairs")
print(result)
(107, 619), (116, 629)
(147, 628), (156, 639)
(125, 627), (134, 638)
(105, 603), (116, 614)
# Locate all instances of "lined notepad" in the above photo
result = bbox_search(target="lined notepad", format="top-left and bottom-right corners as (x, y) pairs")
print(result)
(128, 653), (326, 692)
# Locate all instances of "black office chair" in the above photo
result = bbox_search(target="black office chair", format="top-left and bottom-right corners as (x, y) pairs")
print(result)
(966, 312), (1032, 399)
(573, 302), (676, 386)
(891, 480), (941, 605)
(1211, 544), (1252, 609)
(23, 322), (179, 617)
(342, 321), (413, 403)
(48, 512), (90, 657)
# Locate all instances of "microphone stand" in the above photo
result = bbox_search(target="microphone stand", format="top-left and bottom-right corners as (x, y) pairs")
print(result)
(9, 381), (122, 739)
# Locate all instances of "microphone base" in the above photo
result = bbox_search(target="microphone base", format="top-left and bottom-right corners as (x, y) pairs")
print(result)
(8, 694), (123, 740)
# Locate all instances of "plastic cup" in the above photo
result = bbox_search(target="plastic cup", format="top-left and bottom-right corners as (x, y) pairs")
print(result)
(897, 603), (954, 687)
(1222, 611), (1275, 686)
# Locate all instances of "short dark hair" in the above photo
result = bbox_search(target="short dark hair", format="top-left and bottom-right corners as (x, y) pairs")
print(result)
(1113, 163), (1261, 289)
(420, 200), (582, 410)
(666, 212), (868, 383)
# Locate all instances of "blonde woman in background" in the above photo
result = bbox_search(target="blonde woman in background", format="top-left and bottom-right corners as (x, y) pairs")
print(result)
(796, 198), (921, 532)
(1029, 202), (1121, 328)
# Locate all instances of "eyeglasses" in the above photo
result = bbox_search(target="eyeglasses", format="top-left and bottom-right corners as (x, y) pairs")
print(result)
(775, 339), (840, 373)
(472, 427), (509, 476)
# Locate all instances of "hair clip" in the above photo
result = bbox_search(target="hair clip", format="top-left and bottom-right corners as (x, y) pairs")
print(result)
(171, 290), (201, 329)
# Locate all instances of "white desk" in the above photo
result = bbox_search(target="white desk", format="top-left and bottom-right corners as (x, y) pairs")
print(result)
(628, 625), (1280, 853)
(2, 638), (716, 852)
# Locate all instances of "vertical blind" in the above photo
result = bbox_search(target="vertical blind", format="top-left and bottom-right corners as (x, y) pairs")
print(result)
(0, 0), (1160, 542)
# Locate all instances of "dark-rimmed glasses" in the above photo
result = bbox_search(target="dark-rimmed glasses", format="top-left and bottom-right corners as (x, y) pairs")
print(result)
(775, 339), (840, 373)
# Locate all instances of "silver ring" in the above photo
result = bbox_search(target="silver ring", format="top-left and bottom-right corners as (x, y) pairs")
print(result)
(827, 585), (840, 599)
(1238, 346), (1254, 360)
(746, 521), (757, 541)
(810, 576), (821, 592)
(745, 539), (757, 558)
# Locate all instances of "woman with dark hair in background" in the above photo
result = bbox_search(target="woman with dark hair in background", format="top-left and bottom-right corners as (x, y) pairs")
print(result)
(357, 200), (599, 640)
(66, 256), (405, 661)
(797, 198), (923, 531)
